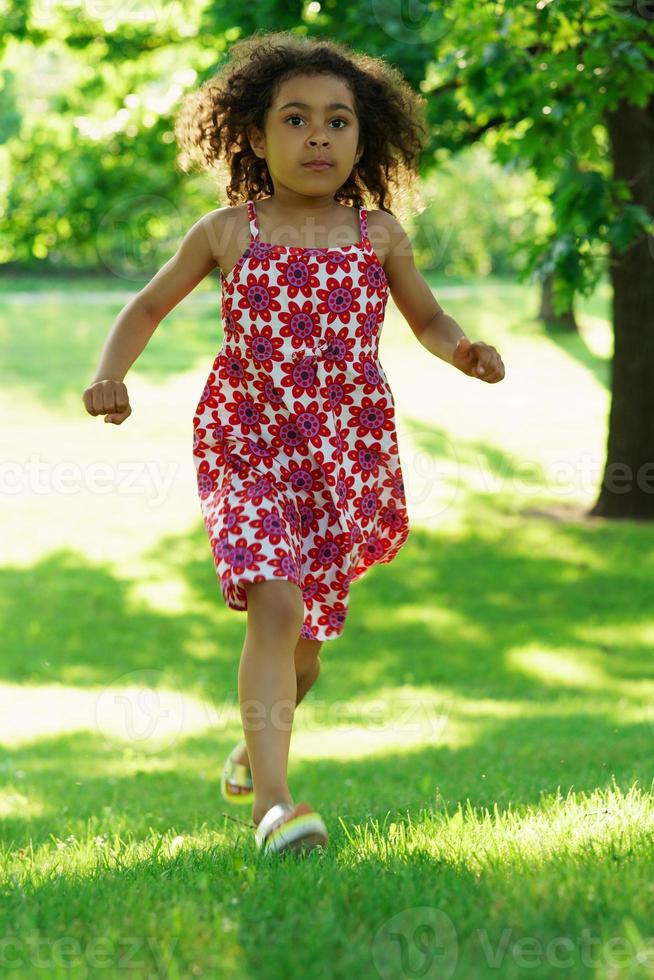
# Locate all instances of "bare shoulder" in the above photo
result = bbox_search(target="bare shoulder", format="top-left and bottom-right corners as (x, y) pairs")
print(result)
(203, 203), (251, 277)
(203, 202), (247, 234)
(365, 208), (408, 268)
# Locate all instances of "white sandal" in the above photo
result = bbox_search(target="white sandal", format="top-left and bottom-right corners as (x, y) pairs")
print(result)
(220, 740), (254, 806)
(254, 801), (328, 855)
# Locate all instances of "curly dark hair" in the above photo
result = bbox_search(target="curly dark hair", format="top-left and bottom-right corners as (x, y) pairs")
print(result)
(174, 29), (429, 219)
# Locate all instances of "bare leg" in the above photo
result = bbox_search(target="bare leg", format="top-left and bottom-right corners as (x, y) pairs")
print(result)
(237, 580), (307, 826)
(295, 641), (322, 704)
(232, 635), (322, 760)
(227, 637), (321, 808)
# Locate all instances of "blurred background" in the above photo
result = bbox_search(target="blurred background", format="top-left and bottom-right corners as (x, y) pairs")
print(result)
(1, 3), (653, 977)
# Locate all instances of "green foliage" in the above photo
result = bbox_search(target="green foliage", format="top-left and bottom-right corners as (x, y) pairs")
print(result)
(0, 276), (652, 976)
(0, 23), (214, 270)
(417, 0), (654, 311)
(411, 144), (542, 279)
(0, 69), (21, 143)
(0, 0), (651, 302)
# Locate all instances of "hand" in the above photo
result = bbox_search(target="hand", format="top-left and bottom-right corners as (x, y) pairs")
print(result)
(82, 379), (132, 424)
(453, 337), (505, 383)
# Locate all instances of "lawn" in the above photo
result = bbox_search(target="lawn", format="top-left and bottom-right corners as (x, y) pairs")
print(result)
(1, 271), (653, 978)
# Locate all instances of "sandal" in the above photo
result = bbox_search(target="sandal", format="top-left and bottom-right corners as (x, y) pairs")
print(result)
(254, 801), (328, 856)
(220, 740), (254, 806)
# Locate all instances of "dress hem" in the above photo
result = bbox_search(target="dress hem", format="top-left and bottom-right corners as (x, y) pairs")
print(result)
(220, 575), (345, 642)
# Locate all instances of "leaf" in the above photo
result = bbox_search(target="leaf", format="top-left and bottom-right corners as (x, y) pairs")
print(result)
(607, 204), (654, 252)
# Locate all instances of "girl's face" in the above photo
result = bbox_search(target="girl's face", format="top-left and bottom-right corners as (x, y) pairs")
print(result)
(248, 72), (363, 203)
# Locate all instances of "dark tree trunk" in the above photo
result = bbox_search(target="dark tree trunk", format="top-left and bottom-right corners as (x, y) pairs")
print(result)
(588, 93), (654, 520)
(538, 272), (578, 331)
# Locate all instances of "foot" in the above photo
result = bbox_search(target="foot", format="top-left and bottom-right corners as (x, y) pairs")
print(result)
(252, 795), (294, 828)
(224, 741), (253, 797)
(253, 800), (328, 855)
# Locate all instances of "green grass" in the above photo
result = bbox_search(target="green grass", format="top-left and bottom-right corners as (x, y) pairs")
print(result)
(1, 273), (653, 979)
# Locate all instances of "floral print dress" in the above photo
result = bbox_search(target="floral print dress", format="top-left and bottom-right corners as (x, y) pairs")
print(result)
(192, 198), (409, 641)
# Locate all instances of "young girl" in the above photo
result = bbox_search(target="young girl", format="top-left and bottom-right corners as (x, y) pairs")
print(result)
(83, 31), (505, 857)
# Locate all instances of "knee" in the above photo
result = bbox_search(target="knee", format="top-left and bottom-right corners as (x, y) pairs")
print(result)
(244, 579), (305, 636)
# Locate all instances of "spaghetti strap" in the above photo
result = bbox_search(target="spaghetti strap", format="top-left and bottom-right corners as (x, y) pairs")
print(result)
(358, 206), (368, 242)
(246, 200), (260, 240)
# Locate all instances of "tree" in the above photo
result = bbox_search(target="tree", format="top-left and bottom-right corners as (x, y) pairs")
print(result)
(331, 0), (653, 518)
(3, 1), (653, 518)
(595, 91), (654, 518)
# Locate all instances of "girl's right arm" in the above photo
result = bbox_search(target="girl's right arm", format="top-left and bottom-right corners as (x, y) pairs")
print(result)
(82, 211), (222, 424)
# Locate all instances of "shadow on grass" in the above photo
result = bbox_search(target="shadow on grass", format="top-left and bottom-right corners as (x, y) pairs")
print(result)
(0, 274), (612, 409)
(1, 710), (652, 852)
(0, 276), (223, 405)
(2, 397), (653, 975)
(523, 277), (613, 394)
(1, 444), (653, 853)
(437, 273), (613, 394)
(537, 317), (612, 393)
(3, 785), (650, 978)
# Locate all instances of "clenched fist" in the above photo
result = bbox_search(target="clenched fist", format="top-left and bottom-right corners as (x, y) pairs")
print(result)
(82, 379), (132, 425)
(453, 337), (505, 383)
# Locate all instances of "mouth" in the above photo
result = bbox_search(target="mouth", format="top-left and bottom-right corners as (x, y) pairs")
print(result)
(302, 162), (333, 171)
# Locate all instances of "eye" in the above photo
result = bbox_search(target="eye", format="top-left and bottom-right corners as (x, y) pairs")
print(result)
(284, 115), (348, 129)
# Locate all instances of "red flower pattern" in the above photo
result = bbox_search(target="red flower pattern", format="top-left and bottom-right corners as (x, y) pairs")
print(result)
(192, 200), (409, 640)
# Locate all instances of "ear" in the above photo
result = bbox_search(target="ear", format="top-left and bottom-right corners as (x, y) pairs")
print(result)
(247, 124), (265, 159)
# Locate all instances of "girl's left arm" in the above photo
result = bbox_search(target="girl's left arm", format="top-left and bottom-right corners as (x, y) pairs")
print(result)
(380, 214), (506, 383)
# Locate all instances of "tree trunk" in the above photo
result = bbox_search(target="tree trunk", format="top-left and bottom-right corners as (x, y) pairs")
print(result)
(588, 94), (654, 520)
(538, 272), (578, 332)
